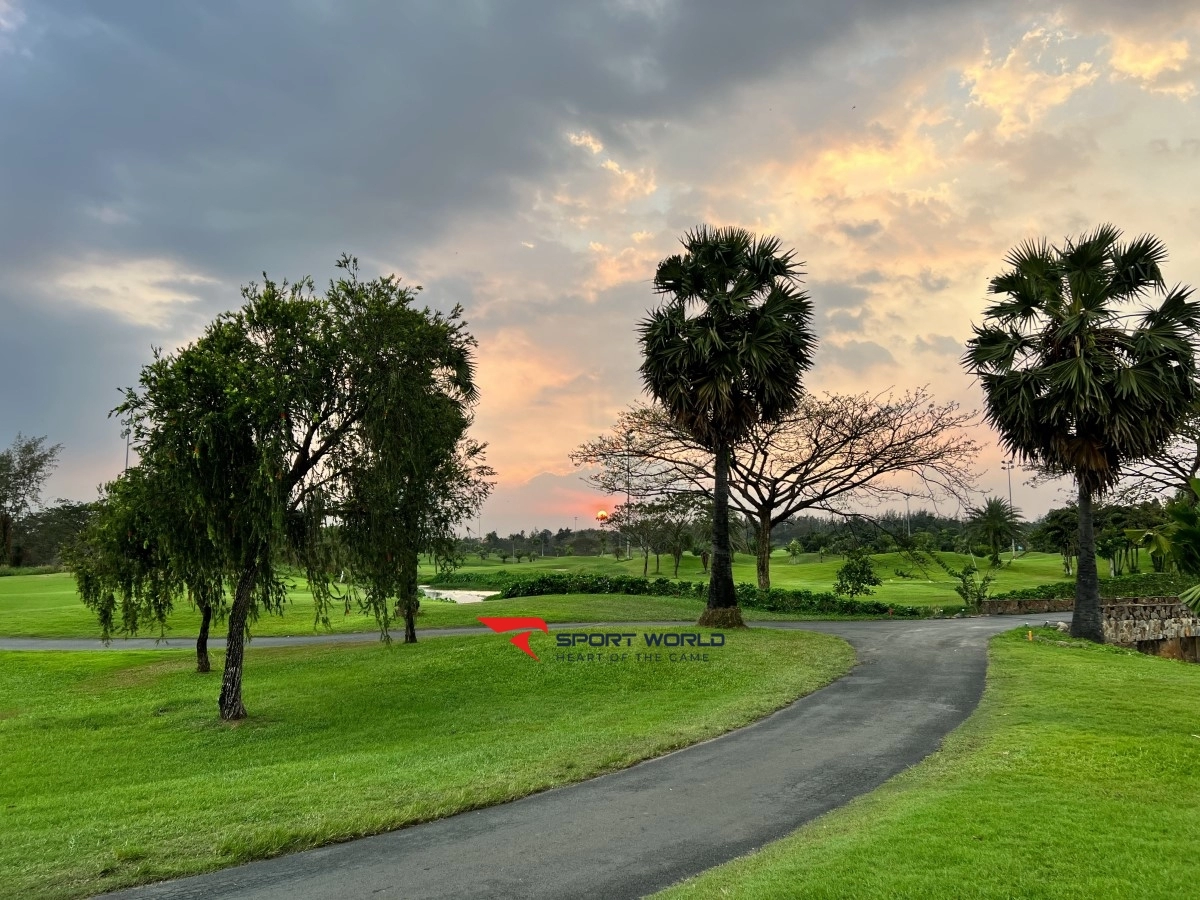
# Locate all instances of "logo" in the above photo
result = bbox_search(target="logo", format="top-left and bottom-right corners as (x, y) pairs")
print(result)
(479, 617), (726, 664)
(478, 616), (550, 660)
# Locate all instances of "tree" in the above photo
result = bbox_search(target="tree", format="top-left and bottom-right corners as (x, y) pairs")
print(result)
(9, 499), (93, 567)
(0, 434), (62, 566)
(71, 256), (489, 719)
(573, 388), (978, 590)
(964, 225), (1200, 642)
(832, 547), (881, 599)
(1115, 406), (1200, 502)
(639, 226), (816, 626)
(1027, 506), (1079, 575)
(964, 496), (1023, 565)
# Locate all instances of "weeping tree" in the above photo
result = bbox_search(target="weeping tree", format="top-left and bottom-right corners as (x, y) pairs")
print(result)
(639, 225), (815, 627)
(71, 256), (489, 719)
(964, 225), (1200, 642)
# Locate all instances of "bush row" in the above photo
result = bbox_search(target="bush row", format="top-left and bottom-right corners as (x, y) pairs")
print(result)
(994, 572), (1200, 601)
(436, 571), (931, 617)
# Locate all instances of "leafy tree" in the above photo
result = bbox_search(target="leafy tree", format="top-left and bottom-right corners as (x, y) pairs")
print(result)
(71, 256), (489, 719)
(786, 538), (804, 564)
(9, 499), (92, 567)
(0, 434), (61, 566)
(832, 547), (882, 599)
(574, 388), (977, 590)
(637, 226), (816, 626)
(964, 225), (1200, 642)
(964, 496), (1023, 565)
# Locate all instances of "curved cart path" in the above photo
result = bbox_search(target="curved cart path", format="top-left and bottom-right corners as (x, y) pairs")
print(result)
(52, 613), (1071, 900)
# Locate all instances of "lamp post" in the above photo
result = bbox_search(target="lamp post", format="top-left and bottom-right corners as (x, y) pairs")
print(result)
(596, 510), (609, 557)
(1000, 458), (1016, 560)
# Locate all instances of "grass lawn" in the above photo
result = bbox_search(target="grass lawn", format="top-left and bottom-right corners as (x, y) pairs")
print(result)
(656, 629), (1200, 899)
(0, 627), (851, 899)
(429, 550), (1072, 605)
(0, 574), (875, 640)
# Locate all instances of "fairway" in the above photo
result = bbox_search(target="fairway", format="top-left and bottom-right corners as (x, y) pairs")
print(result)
(0, 627), (852, 900)
(656, 630), (1200, 899)
(0, 552), (1075, 640)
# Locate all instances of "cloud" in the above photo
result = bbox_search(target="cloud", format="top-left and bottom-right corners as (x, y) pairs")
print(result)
(52, 257), (220, 327)
(913, 333), (962, 355)
(1109, 35), (1198, 98)
(962, 27), (1098, 136)
(568, 131), (605, 154)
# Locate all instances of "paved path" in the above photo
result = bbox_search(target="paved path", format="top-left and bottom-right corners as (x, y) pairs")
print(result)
(79, 613), (1067, 900)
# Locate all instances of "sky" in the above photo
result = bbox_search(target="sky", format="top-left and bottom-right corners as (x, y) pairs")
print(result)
(2, 0), (1200, 535)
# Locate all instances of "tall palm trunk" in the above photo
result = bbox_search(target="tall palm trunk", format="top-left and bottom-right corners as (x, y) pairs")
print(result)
(196, 601), (213, 673)
(699, 440), (744, 628)
(1072, 481), (1104, 643)
(219, 563), (259, 720)
(755, 511), (772, 590)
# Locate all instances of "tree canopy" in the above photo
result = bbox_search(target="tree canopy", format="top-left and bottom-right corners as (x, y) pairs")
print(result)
(573, 388), (978, 589)
(71, 256), (491, 718)
(0, 434), (61, 566)
(639, 226), (815, 625)
(964, 224), (1200, 641)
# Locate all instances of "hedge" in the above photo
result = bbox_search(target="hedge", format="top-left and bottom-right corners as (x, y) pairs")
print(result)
(994, 572), (1200, 601)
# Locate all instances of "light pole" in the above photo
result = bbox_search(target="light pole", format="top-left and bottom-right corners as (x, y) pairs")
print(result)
(1001, 458), (1016, 560)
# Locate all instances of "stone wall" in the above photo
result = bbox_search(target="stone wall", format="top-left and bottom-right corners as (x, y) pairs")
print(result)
(1101, 599), (1200, 644)
(979, 597), (1075, 615)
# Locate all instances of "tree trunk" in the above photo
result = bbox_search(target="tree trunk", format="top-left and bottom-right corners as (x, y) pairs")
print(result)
(654, 552), (660, 574)
(755, 512), (772, 590)
(0, 512), (12, 567)
(1072, 482), (1104, 643)
(400, 549), (419, 644)
(643, 548), (649, 577)
(196, 602), (212, 673)
(218, 565), (258, 720)
(673, 550), (681, 577)
(699, 440), (744, 628)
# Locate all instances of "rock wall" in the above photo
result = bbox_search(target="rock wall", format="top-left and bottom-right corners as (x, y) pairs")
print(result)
(980, 598), (1075, 615)
(1101, 599), (1200, 644)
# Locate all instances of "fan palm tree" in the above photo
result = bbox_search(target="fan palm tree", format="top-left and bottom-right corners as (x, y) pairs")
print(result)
(639, 226), (816, 626)
(964, 496), (1023, 565)
(964, 225), (1200, 641)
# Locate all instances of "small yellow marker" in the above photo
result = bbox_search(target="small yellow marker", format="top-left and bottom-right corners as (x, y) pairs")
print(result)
(1027, 630), (1033, 641)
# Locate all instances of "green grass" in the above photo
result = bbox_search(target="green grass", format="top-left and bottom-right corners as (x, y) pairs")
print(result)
(0, 628), (852, 899)
(0, 574), (866, 640)
(430, 550), (1073, 605)
(656, 629), (1200, 899)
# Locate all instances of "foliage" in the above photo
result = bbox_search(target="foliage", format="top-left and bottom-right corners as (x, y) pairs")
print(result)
(994, 571), (1199, 601)
(0, 433), (61, 566)
(832, 547), (883, 599)
(964, 496), (1022, 565)
(927, 551), (997, 610)
(435, 572), (930, 617)
(639, 225), (815, 621)
(8, 500), (93, 567)
(963, 224), (1200, 642)
(574, 388), (979, 589)
(69, 256), (490, 719)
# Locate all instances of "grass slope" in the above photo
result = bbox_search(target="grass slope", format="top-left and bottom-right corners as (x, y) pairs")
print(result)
(657, 629), (1200, 899)
(0, 628), (852, 899)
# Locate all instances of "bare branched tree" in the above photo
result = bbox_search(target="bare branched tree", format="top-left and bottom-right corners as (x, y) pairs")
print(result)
(1113, 410), (1200, 503)
(572, 387), (980, 589)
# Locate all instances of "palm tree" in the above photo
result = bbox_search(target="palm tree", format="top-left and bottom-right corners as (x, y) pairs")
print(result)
(964, 496), (1023, 565)
(964, 225), (1200, 641)
(639, 225), (816, 627)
